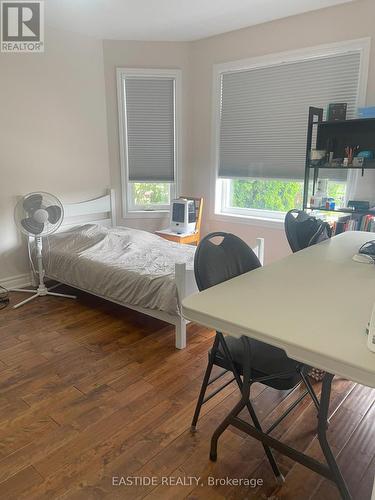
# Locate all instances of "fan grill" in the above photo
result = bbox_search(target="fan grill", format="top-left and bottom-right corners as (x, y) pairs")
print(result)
(14, 192), (64, 236)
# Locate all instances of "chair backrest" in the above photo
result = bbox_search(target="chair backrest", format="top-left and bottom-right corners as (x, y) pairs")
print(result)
(194, 232), (261, 291)
(285, 209), (332, 253)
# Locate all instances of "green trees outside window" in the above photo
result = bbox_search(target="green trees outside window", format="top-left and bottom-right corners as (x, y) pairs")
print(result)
(131, 182), (171, 206)
(229, 179), (346, 212)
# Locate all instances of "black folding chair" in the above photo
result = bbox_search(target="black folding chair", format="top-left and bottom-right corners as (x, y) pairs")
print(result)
(191, 232), (320, 482)
(285, 209), (332, 253)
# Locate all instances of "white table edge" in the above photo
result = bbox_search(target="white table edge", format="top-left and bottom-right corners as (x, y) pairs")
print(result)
(182, 302), (375, 390)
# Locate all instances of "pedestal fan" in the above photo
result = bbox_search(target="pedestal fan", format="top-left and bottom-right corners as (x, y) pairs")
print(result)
(10, 192), (76, 309)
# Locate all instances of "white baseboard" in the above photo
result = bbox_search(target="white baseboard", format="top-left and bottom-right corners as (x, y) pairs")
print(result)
(0, 273), (32, 290)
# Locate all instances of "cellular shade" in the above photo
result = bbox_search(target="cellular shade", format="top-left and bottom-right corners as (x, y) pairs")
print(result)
(218, 52), (361, 181)
(125, 77), (175, 182)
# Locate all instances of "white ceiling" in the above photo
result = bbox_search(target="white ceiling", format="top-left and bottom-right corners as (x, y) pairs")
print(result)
(46, 0), (354, 42)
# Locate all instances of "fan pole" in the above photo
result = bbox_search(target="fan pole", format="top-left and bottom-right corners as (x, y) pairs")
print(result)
(9, 235), (77, 308)
(36, 235), (47, 295)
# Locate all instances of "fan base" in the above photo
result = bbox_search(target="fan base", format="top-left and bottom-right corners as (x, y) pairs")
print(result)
(9, 285), (76, 309)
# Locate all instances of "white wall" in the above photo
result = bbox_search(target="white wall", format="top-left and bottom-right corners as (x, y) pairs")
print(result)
(189, 0), (375, 263)
(102, 39), (191, 233)
(0, 27), (110, 284)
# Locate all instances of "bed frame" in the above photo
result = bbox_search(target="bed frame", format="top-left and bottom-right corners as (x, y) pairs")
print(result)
(50, 188), (264, 349)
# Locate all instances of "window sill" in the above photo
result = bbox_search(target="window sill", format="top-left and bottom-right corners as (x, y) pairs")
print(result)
(124, 209), (170, 220)
(212, 211), (285, 229)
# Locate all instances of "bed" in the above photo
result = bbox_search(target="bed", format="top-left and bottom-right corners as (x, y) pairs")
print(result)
(43, 189), (264, 349)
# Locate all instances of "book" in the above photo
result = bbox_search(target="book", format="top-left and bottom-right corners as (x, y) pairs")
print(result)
(330, 213), (375, 236)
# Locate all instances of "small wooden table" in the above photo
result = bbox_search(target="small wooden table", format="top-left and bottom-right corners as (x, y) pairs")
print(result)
(156, 196), (203, 246)
(155, 229), (200, 246)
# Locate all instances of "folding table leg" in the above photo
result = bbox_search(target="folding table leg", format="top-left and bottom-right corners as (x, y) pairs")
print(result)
(210, 391), (247, 461)
(318, 374), (351, 500)
(245, 397), (284, 483)
(208, 338), (352, 500)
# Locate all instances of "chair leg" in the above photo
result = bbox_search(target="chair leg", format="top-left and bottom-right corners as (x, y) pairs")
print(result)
(190, 356), (215, 432)
(300, 369), (320, 414)
(217, 332), (245, 393)
(191, 334), (222, 432)
(210, 336), (251, 461)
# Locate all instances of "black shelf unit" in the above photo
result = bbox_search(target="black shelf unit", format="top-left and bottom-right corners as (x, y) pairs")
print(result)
(305, 206), (375, 216)
(303, 107), (375, 218)
(308, 161), (375, 170)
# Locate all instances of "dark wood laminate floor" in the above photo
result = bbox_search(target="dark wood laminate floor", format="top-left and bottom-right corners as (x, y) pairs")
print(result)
(0, 288), (373, 500)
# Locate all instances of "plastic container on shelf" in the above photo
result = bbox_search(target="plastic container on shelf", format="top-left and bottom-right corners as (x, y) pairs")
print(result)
(310, 178), (329, 209)
(310, 194), (323, 209)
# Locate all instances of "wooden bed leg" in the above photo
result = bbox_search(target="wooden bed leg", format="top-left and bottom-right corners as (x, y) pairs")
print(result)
(175, 262), (188, 349)
(176, 318), (187, 349)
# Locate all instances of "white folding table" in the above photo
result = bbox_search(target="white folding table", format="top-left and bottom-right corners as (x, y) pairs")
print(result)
(182, 231), (375, 500)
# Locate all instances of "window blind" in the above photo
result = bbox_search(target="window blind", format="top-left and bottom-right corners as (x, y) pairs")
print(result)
(218, 52), (361, 180)
(125, 77), (175, 182)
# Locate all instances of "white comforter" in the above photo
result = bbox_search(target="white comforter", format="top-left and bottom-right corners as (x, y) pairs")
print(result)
(45, 224), (196, 315)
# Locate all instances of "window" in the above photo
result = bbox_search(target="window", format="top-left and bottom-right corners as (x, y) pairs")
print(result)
(219, 178), (346, 218)
(214, 40), (369, 221)
(128, 181), (172, 211)
(117, 68), (181, 216)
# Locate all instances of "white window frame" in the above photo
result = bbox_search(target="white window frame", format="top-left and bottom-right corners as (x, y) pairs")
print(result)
(117, 68), (182, 218)
(211, 38), (371, 225)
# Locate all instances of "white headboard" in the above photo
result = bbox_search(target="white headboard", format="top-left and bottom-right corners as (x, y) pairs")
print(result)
(59, 188), (116, 231)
